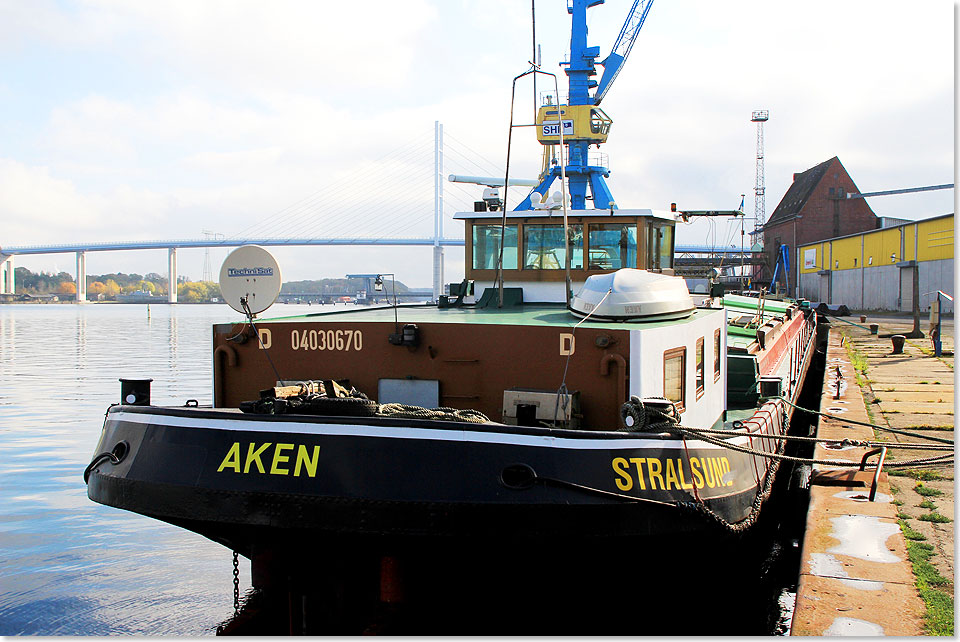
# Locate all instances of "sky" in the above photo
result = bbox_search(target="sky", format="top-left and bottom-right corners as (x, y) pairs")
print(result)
(1, 0), (954, 288)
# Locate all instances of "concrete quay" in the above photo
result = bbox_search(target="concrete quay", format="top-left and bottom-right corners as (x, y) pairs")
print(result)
(791, 316), (954, 636)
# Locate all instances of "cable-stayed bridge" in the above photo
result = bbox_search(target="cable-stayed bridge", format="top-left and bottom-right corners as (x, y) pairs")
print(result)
(0, 122), (757, 302)
(0, 233), (755, 303)
(1, 122), (482, 302)
(0, 236), (464, 303)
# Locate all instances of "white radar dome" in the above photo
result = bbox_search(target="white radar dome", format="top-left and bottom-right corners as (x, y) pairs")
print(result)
(569, 268), (694, 322)
(219, 245), (282, 316)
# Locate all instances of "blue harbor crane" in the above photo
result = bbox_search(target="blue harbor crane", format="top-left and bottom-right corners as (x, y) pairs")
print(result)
(515, 0), (653, 211)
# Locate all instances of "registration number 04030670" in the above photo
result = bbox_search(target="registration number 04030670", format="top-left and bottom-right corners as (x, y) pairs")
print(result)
(290, 328), (363, 352)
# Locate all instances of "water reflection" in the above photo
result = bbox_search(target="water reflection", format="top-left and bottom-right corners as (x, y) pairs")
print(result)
(76, 312), (87, 363)
(169, 312), (178, 367)
(0, 302), (320, 635)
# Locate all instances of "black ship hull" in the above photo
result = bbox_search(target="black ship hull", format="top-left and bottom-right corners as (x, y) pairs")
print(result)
(86, 403), (790, 558)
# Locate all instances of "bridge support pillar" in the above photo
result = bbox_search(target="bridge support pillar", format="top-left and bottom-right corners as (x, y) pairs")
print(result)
(75, 251), (87, 303)
(432, 245), (444, 301)
(0, 254), (14, 295)
(0, 254), (17, 294)
(167, 248), (178, 303)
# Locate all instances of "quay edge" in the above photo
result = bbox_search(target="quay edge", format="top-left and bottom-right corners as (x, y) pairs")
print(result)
(791, 325), (926, 636)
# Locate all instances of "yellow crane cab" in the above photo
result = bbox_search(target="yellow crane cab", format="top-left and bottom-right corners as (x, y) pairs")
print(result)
(535, 104), (612, 146)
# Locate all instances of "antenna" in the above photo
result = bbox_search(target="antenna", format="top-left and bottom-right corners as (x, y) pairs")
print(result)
(218, 245), (282, 316)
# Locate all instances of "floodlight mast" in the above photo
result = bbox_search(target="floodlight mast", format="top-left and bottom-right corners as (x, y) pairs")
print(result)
(751, 110), (769, 237)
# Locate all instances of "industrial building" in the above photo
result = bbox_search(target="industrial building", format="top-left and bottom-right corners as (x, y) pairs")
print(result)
(797, 213), (954, 313)
(762, 157), (879, 281)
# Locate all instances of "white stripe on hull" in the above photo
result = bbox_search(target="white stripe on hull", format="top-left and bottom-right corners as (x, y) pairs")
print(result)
(110, 410), (755, 451)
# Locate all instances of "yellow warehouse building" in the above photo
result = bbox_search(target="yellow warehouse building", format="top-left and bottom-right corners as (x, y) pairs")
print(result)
(797, 214), (953, 313)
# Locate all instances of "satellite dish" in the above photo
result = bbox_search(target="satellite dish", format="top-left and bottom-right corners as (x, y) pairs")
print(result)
(219, 245), (282, 316)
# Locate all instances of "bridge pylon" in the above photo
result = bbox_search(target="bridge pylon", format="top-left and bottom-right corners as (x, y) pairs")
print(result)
(76, 251), (87, 303)
(0, 254), (14, 296)
(168, 248), (178, 304)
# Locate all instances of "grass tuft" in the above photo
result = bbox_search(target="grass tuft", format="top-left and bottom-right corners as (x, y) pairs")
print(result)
(914, 483), (944, 498)
(889, 470), (944, 481)
(899, 519), (927, 541)
(919, 585), (954, 636)
(918, 512), (952, 524)
(906, 541), (954, 635)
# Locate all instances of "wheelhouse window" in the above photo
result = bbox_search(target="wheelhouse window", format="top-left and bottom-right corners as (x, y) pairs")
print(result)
(587, 224), (637, 270)
(713, 329), (722, 382)
(658, 225), (674, 269)
(647, 224), (674, 270)
(663, 347), (686, 412)
(695, 338), (705, 399)
(472, 224), (518, 270)
(523, 224), (583, 270)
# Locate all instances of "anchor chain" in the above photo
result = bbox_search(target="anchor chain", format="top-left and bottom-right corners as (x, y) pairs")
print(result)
(232, 551), (240, 617)
(681, 411), (789, 533)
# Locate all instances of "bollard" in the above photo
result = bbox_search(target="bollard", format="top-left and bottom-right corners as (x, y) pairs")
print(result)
(119, 378), (153, 405)
(891, 335), (905, 354)
(869, 323), (879, 335)
(859, 315), (867, 323)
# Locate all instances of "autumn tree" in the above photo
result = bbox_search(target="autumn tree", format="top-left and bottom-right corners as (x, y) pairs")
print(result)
(103, 280), (121, 298)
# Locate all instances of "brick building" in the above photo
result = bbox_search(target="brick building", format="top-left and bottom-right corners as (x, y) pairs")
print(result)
(761, 157), (878, 286)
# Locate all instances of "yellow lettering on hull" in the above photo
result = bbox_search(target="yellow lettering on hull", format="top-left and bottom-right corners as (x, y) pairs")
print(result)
(295, 445), (321, 477)
(217, 442), (241, 473)
(217, 442), (321, 478)
(647, 459), (664, 490)
(628, 458), (647, 490)
(270, 443), (294, 475)
(690, 457), (705, 488)
(611, 455), (735, 492)
(612, 457), (633, 491)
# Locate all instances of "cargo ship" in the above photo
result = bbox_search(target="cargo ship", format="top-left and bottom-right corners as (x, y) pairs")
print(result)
(84, 0), (821, 632)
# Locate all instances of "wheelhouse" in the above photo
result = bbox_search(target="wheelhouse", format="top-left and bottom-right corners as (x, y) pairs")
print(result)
(457, 208), (676, 302)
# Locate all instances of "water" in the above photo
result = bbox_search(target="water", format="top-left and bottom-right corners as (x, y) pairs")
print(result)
(0, 302), (318, 635)
(0, 302), (821, 634)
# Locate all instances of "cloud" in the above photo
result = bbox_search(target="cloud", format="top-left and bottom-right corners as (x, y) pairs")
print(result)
(0, 160), (104, 242)
(0, 0), (953, 287)
(74, 0), (439, 96)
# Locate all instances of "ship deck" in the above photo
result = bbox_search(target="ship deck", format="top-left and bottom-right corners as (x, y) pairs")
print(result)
(256, 302), (719, 330)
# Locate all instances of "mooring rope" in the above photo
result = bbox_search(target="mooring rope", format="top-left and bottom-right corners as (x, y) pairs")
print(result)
(676, 424), (953, 469)
(778, 397), (955, 445)
(672, 424), (953, 451)
(376, 403), (490, 424)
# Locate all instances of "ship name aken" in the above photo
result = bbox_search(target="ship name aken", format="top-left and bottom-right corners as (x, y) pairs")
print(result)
(217, 442), (321, 477)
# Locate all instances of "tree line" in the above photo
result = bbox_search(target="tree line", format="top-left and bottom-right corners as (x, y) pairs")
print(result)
(12, 267), (220, 302)
(281, 278), (412, 294)
(11, 268), (414, 302)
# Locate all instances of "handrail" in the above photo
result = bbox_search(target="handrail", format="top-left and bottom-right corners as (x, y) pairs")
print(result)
(858, 446), (888, 502)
